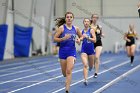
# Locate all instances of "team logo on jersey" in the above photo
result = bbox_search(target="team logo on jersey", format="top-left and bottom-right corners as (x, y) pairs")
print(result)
(86, 33), (91, 43)
(70, 34), (76, 41)
(87, 35), (91, 43)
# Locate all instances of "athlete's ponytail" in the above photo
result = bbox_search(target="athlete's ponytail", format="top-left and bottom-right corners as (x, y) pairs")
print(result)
(55, 17), (65, 27)
(129, 24), (135, 33)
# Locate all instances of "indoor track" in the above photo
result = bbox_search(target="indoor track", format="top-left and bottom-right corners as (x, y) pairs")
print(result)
(0, 53), (140, 93)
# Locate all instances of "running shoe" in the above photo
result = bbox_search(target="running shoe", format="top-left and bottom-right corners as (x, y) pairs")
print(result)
(83, 79), (88, 86)
(94, 73), (98, 78)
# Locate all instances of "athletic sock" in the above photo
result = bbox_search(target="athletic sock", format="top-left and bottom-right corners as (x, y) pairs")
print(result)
(66, 90), (69, 93)
(131, 56), (134, 64)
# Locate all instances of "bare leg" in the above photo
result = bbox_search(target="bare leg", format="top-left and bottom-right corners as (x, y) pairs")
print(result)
(81, 53), (88, 80)
(95, 46), (102, 76)
(60, 59), (67, 77)
(65, 56), (75, 91)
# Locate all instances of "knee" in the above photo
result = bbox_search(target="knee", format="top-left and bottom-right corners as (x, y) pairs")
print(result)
(95, 57), (99, 61)
(66, 69), (72, 75)
(127, 52), (131, 57)
(131, 54), (134, 56)
(84, 65), (88, 69)
(131, 52), (135, 56)
(128, 52), (134, 57)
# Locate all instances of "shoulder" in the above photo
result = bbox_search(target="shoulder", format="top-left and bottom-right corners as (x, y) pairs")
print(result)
(134, 30), (137, 34)
(90, 28), (95, 33)
(58, 25), (64, 32)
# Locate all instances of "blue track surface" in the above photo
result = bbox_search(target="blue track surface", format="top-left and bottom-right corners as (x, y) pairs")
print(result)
(0, 53), (140, 93)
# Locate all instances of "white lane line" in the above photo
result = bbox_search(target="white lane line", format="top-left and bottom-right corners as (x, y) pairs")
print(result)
(0, 54), (119, 72)
(7, 69), (81, 93)
(0, 63), (60, 77)
(0, 59), (112, 78)
(52, 60), (129, 93)
(101, 59), (113, 64)
(0, 58), (81, 77)
(0, 60), (86, 84)
(0, 54), (116, 70)
(7, 60), (113, 93)
(0, 53), (128, 68)
(4, 80), (113, 83)
(0, 58), (48, 68)
(0, 59), (58, 72)
(93, 64), (140, 93)
(0, 81), (41, 83)
(0, 58), (82, 77)
(0, 68), (61, 85)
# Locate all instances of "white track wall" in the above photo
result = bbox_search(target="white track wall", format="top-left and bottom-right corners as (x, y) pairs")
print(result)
(14, 0), (33, 26)
(1, 0), (140, 58)
(13, 0), (53, 55)
(54, 0), (140, 53)
(4, 0), (14, 59)
(1, 0), (53, 59)
(3, 0), (33, 59)
(103, 0), (139, 17)
(0, 0), (7, 24)
(55, 0), (66, 17)
(33, 0), (53, 54)
(66, 0), (101, 17)
(73, 17), (140, 52)
(66, 0), (139, 17)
